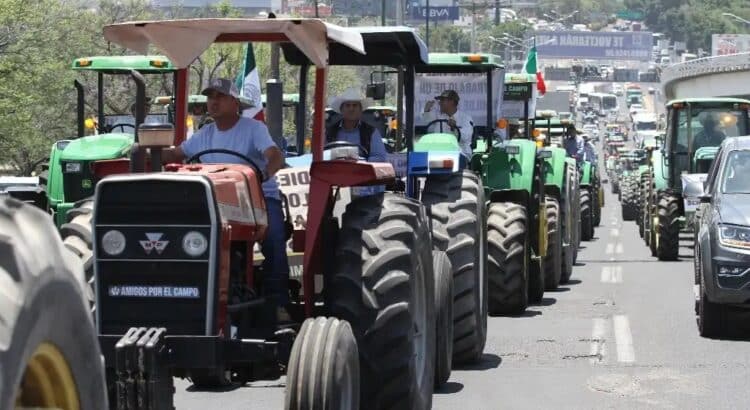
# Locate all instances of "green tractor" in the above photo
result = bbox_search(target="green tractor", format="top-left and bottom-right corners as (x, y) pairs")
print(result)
(44, 55), (177, 228)
(470, 68), (559, 314)
(645, 98), (750, 260)
(408, 52), (494, 362)
(619, 149), (648, 221)
(533, 111), (581, 283)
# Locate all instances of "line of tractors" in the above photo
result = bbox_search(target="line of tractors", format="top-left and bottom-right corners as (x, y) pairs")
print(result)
(1, 20), (603, 410)
(607, 97), (750, 260)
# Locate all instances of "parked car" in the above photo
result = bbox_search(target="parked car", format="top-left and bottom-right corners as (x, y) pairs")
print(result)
(695, 137), (750, 337)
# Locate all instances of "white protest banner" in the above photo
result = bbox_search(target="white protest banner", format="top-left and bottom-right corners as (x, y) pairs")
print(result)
(254, 167), (351, 283)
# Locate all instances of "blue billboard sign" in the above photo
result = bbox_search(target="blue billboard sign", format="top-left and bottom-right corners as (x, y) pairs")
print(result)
(534, 31), (653, 61)
(410, 6), (460, 20)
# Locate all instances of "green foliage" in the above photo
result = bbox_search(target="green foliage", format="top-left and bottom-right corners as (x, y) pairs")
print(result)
(624, 0), (748, 51)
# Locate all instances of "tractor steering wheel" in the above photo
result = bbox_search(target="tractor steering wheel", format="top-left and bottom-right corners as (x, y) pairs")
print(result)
(186, 149), (267, 182)
(324, 141), (369, 159)
(108, 123), (136, 133)
(424, 119), (462, 140)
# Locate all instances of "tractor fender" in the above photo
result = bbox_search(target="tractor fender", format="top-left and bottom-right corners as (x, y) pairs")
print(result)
(489, 188), (530, 208)
(544, 184), (561, 201)
(579, 183), (592, 190)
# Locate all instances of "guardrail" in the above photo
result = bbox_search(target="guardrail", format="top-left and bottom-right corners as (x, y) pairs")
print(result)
(661, 53), (750, 95)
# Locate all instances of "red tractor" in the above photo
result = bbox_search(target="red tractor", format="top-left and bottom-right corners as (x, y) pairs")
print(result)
(47, 19), (444, 409)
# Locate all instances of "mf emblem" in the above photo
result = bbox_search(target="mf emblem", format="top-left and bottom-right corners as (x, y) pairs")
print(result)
(140, 233), (169, 255)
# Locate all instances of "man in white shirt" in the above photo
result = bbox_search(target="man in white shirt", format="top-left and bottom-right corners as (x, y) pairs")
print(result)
(421, 89), (474, 159)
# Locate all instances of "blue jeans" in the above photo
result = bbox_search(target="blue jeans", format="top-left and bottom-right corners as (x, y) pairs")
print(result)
(261, 198), (289, 306)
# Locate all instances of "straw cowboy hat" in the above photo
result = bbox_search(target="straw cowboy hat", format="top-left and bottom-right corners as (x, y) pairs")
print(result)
(328, 87), (374, 113)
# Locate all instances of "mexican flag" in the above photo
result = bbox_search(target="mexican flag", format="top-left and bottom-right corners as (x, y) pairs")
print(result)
(236, 43), (264, 121)
(524, 45), (547, 96)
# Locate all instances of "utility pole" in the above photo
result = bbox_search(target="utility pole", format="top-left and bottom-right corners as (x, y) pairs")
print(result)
(381, 0), (386, 26)
(495, 0), (499, 25)
(425, 0), (430, 48)
(396, 0), (404, 25)
(314, 1), (319, 18)
(471, 1), (477, 52)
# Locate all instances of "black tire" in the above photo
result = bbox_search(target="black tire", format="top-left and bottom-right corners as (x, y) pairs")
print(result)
(580, 189), (594, 241)
(621, 177), (639, 221)
(421, 171), (487, 364)
(570, 169), (581, 263)
(487, 202), (528, 315)
(0, 197), (107, 410)
(60, 199), (95, 306)
(544, 197), (562, 290)
(329, 193), (435, 410)
(432, 250), (453, 388)
(698, 291), (728, 338)
(592, 186), (602, 227)
(560, 167), (576, 283)
(285, 317), (360, 410)
(657, 193), (680, 261)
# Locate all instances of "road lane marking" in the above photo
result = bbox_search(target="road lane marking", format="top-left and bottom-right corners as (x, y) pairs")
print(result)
(601, 266), (622, 283)
(616, 243), (624, 254)
(590, 318), (607, 364)
(611, 228), (619, 237)
(614, 315), (635, 363)
(606, 244), (614, 254)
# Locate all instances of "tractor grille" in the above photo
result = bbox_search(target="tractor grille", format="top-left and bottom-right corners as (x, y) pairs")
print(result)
(94, 177), (218, 336)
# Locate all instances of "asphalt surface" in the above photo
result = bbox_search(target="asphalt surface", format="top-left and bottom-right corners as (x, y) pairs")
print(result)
(175, 85), (750, 409)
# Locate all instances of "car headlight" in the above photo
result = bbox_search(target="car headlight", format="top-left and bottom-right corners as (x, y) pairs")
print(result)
(101, 230), (126, 256)
(718, 224), (750, 250)
(182, 231), (208, 257)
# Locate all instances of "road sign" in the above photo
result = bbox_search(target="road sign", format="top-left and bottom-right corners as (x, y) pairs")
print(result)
(409, 6), (460, 20)
(534, 31), (653, 61)
(712, 34), (750, 56)
(504, 83), (533, 101)
(616, 10), (644, 21)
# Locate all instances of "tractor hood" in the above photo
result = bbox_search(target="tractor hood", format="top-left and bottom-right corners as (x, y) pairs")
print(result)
(59, 133), (135, 161)
(414, 133), (461, 152)
(693, 146), (719, 162)
(718, 194), (750, 226)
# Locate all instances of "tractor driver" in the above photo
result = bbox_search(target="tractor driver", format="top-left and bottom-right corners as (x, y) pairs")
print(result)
(325, 88), (388, 162)
(693, 112), (727, 151)
(421, 89), (474, 159)
(160, 78), (290, 322)
(563, 124), (585, 161)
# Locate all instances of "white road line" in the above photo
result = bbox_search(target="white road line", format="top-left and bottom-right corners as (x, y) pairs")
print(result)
(590, 318), (607, 364)
(616, 243), (624, 254)
(614, 315), (635, 363)
(601, 266), (622, 283)
(610, 228), (620, 237)
(605, 244), (614, 254)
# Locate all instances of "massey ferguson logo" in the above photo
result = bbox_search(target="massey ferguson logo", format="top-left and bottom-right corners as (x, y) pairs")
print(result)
(140, 233), (169, 255)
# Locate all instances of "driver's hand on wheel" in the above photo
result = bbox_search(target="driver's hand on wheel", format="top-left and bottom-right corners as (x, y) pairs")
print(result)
(447, 118), (457, 130)
(424, 100), (435, 113)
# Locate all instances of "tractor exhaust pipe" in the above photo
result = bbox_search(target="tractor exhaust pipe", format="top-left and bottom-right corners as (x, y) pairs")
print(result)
(75, 80), (85, 138)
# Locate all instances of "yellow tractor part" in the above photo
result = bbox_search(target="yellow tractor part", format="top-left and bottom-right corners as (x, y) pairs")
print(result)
(15, 342), (80, 410)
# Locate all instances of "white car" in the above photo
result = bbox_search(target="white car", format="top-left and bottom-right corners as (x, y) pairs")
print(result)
(648, 87), (656, 94)
(630, 104), (644, 114)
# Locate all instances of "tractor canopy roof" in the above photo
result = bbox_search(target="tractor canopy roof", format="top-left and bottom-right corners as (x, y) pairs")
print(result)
(416, 52), (504, 73)
(284, 26), (427, 66)
(103, 18), (367, 69)
(153, 94), (255, 108)
(72, 55), (175, 73)
(666, 97), (750, 107)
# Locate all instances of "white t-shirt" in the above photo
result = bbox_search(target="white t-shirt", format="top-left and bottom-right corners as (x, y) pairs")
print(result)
(420, 109), (474, 158)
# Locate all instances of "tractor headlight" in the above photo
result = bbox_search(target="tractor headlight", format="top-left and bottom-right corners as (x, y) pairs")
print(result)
(101, 230), (126, 256)
(718, 224), (750, 250)
(182, 231), (208, 257)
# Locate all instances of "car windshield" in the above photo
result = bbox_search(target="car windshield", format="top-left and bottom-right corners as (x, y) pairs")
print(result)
(636, 121), (657, 131)
(722, 150), (750, 194)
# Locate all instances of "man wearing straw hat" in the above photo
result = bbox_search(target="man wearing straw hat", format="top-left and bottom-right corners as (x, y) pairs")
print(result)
(326, 87), (387, 162)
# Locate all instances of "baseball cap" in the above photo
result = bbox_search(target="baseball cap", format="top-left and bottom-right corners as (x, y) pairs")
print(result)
(435, 89), (460, 102)
(201, 78), (240, 99)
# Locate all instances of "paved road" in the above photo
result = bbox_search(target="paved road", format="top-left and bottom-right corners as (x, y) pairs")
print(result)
(175, 85), (750, 409)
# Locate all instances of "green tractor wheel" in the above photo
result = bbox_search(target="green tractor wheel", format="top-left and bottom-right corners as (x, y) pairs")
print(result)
(487, 202), (528, 315)
(543, 197), (562, 290)
(656, 193), (681, 261)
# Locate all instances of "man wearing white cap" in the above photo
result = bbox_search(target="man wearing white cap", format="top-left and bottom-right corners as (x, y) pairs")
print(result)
(160, 78), (290, 322)
(326, 88), (387, 162)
